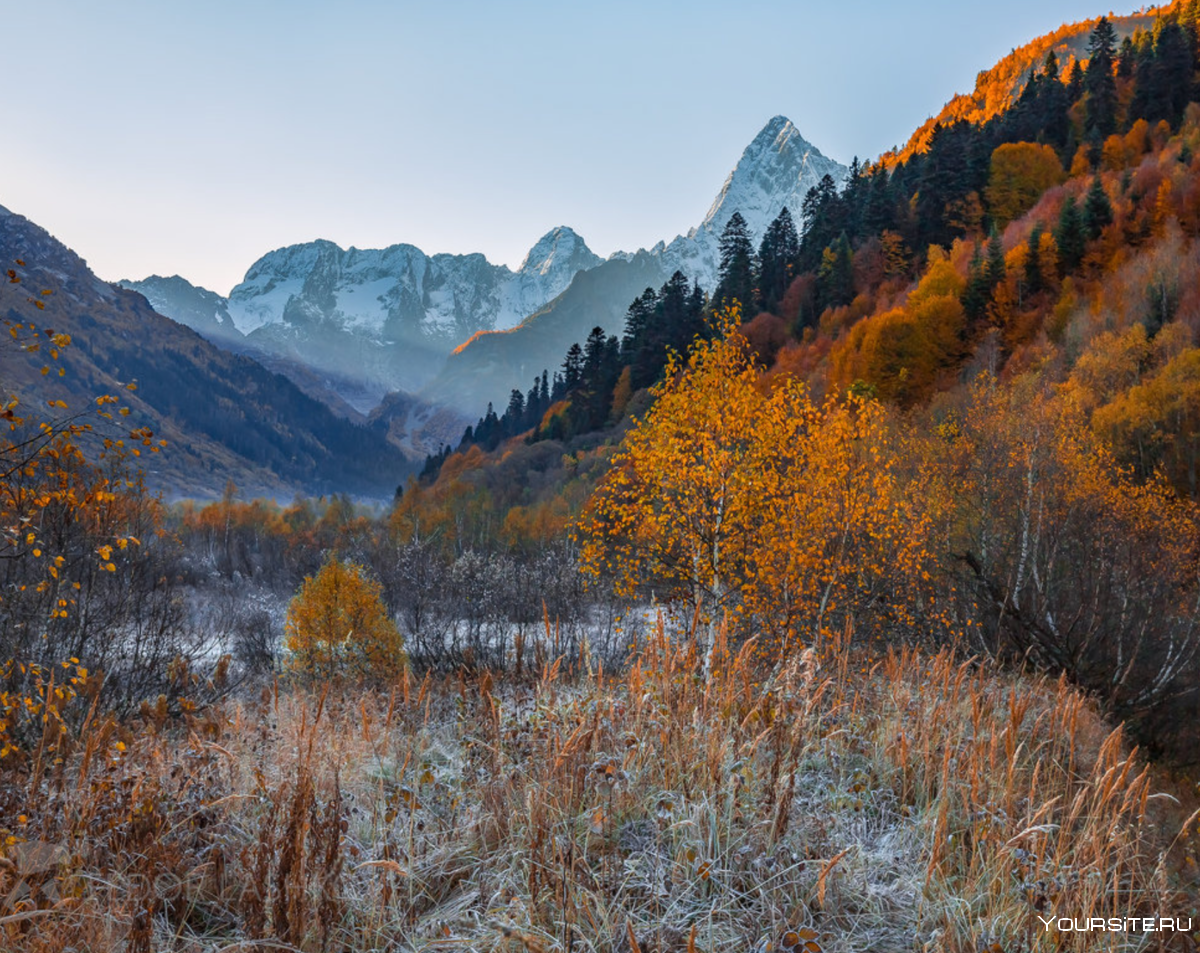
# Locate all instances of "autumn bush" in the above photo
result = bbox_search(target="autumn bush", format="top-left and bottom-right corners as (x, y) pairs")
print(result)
(1, 270), (217, 722)
(284, 554), (406, 681)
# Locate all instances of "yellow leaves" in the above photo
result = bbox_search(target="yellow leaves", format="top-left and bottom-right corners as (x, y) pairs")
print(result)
(284, 555), (406, 682)
(576, 314), (922, 645)
(985, 141), (1064, 226)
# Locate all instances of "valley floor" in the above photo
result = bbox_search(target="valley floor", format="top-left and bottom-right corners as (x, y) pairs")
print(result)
(1, 627), (1196, 952)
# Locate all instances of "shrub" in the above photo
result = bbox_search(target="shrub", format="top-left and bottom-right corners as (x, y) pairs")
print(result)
(284, 556), (405, 681)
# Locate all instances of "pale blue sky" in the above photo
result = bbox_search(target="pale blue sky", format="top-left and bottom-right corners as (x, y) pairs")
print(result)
(3, 0), (1125, 293)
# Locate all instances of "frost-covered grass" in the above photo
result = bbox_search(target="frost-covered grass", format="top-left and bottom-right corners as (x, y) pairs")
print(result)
(1, 621), (1196, 952)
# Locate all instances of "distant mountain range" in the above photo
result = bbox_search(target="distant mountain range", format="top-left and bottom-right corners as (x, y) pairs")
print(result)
(123, 115), (845, 417)
(2, 115), (846, 500)
(0, 205), (411, 500)
(122, 226), (603, 415)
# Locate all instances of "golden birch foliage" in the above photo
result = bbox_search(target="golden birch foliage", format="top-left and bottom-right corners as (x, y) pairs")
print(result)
(985, 142), (1065, 226)
(3, 302), (160, 619)
(575, 313), (935, 648)
(284, 555), (405, 681)
(1091, 347), (1200, 496)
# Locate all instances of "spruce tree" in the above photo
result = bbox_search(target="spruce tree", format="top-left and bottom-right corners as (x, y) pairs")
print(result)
(621, 287), (657, 357)
(657, 271), (693, 357)
(1117, 35), (1136, 78)
(798, 174), (842, 270)
(1082, 177), (1113, 240)
(1040, 50), (1070, 149)
(757, 206), (799, 313)
(1055, 195), (1086, 272)
(963, 242), (992, 324)
(816, 232), (855, 312)
(562, 343), (583, 389)
(1025, 223), (1044, 296)
(1085, 17), (1119, 138)
(1065, 60), (1084, 107)
(986, 224), (1007, 289)
(505, 389), (525, 427)
(715, 211), (757, 312)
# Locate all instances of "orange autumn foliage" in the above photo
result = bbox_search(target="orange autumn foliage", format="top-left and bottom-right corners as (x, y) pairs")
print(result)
(829, 257), (966, 406)
(285, 555), (405, 681)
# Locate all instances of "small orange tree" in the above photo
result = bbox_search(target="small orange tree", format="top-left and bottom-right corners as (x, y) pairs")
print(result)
(284, 555), (405, 681)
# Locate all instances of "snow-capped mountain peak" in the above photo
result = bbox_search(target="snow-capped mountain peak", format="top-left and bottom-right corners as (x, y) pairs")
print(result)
(517, 226), (598, 278)
(629, 115), (847, 290)
(700, 115), (840, 237)
(129, 228), (605, 412)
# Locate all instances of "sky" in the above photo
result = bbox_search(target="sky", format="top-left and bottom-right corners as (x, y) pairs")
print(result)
(2, 0), (1132, 294)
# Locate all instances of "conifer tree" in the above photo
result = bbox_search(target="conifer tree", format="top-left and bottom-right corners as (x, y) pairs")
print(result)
(506, 388), (525, 425)
(816, 233), (855, 312)
(963, 242), (992, 324)
(1082, 176), (1113, 240)
(986, 224), (1007, 289)
(799, 174), (843, 270)
(563, 343), (584, 389)
(1055, 195), (1086, 272)
(715, 212), (757, 310)
(1131, 21), (1193, 127)
(757, 207), (800, 314)
(1085, 17), (1118, 138)
(1040, 50), (1070, 149)
(1025, 223), (1044, 296)
(621, 288), (657, 356)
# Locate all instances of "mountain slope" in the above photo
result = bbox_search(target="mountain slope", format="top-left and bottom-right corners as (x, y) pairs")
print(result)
(421, 253), (671, 414)
(891, 7), (1163, 164)
(2, 205), (409, 500)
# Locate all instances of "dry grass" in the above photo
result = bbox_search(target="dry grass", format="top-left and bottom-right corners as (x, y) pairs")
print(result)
(1, 619), (1196, 952)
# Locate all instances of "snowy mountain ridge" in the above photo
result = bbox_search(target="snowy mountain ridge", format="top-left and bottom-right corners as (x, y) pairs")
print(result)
(422, 116), (848, 415)
(123, 226), (602, 411)
(126, 116), (844, 417)
(226, 226), (601, 339)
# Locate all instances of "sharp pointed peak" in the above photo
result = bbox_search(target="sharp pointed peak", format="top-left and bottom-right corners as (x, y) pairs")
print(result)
(518, 226), (599, 275)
